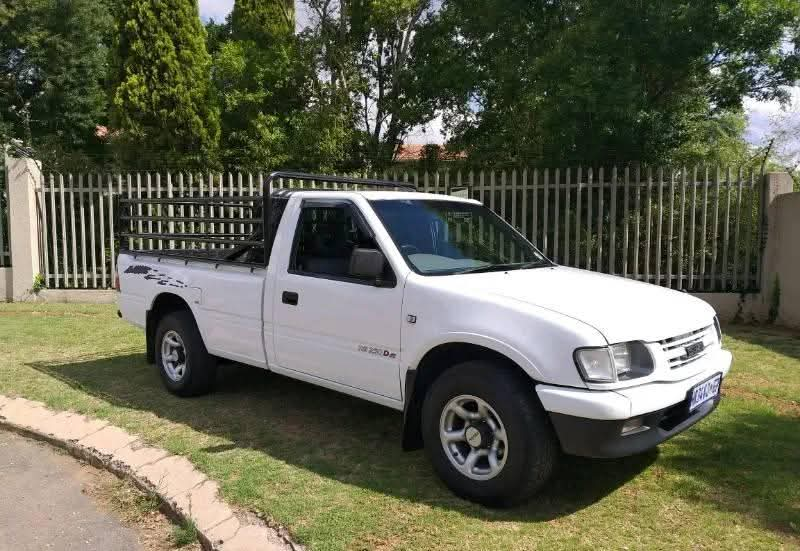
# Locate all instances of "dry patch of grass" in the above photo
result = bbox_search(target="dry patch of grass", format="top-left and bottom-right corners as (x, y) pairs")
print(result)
(85, 462), (202, 550)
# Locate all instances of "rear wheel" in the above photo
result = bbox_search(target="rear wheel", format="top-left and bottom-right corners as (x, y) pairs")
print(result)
(154, 310), (216, 397)
(421, 360), (558, 506)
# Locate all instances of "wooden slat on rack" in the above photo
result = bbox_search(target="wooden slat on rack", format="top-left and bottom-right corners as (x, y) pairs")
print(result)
(608, 167), (617, 275)
(574, 167), (582, 267)
(722, 167), (732, 289)
(88, 174), (98, 288)
(595, 167), (604, 272)
(622, 166), (630, 278)
(710, 167), (720, 290)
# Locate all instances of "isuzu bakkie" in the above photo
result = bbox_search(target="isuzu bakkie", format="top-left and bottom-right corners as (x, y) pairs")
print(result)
(117, 171), (731, 505)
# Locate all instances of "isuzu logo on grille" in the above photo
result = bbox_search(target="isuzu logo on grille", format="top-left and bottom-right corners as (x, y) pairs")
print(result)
(684, 341), (705, 358)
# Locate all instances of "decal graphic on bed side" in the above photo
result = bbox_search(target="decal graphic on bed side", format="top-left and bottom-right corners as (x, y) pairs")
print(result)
(124, 265), (188, 288)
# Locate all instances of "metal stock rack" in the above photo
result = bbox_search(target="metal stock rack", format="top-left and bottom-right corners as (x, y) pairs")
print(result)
(117, 171), (416, 267)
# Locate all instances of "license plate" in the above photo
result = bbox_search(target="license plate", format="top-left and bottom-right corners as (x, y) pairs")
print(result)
(688, 373), (722, 412)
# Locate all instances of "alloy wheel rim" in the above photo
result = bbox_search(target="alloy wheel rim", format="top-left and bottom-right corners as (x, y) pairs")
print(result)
(161, 330), (187, 382)
(439, 394), (508, 480)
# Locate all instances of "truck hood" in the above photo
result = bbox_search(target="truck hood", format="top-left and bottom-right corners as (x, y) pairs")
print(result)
(447, 266), (715, 343)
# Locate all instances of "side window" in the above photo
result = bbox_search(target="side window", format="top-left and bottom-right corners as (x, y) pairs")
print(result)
(290, 203), (393, 284)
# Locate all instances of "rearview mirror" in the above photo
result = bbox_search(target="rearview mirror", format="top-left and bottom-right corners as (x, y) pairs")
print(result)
(349, 248), (385, 284)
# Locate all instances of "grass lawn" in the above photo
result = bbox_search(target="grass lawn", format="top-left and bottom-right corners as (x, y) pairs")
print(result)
(1, 302), (798, 550)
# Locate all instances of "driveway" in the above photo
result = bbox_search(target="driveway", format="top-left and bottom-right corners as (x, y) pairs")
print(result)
(0, 430), (141, 551)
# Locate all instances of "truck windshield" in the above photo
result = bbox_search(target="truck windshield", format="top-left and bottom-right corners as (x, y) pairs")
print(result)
(370, 199), (550, 275)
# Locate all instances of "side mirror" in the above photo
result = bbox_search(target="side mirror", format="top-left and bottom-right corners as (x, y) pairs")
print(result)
(349, 248), (386, 284)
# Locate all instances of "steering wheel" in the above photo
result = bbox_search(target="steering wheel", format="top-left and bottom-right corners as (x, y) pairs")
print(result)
(401, 244), (420, 255)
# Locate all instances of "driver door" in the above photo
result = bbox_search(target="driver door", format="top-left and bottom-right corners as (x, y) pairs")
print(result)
(273, 199), (403, 400)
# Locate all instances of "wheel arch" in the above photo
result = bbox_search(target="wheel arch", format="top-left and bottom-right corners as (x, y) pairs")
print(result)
(401, 340), (538, 451)
(145, 292), (196, 363)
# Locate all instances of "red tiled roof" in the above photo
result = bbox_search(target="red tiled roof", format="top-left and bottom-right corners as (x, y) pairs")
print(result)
(394, 144), (466, 162)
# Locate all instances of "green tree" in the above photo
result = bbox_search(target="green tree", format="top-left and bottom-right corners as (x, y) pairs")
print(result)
(419, 0), (800, 165)
(211, 0), (301, 169)
(0, 0), (111, 166)
(300, 0), (439, 168)
(111, 0), (220, 168)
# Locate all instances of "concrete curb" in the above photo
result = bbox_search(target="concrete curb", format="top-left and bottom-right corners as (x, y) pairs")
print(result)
(0, 395), (301, 551)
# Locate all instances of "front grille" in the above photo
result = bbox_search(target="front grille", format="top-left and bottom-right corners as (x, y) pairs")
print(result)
(660, 325), (716, 369)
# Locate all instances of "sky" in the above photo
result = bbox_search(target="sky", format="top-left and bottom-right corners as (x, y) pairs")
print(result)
(198, 0), (798, 153)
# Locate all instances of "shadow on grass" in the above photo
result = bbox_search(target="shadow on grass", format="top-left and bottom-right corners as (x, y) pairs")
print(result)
(662, 404), (800, 536)
(27, 353), (659, 521)
(725, 324), (800, 362)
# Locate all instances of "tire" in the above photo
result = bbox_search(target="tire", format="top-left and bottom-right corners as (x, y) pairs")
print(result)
(421, 360), (558, 506)
(154, 309), (217, 397)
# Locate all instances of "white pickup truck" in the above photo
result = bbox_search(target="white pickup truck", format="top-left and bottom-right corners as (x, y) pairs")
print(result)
(117, 172), (731, 506)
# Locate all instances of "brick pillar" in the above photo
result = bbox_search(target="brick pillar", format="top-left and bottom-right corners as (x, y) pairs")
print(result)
(5, 155), (42, 301)
(758, 172), (794, 318)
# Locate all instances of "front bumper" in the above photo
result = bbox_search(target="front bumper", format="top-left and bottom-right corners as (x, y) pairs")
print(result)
(536, 348), (732, 458)
(549, 392), (720, 458)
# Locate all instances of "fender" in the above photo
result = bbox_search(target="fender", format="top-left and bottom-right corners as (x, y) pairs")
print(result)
(145, 288), (203, 363)
(403, 331), (546, 384)
(400, 333), (544, 451)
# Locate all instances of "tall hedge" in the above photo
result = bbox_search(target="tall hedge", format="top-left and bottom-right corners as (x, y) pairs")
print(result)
(111, 0), (220, 168)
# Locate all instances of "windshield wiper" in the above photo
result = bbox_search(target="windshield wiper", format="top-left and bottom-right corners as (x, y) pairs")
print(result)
(455, 259), (551, 275)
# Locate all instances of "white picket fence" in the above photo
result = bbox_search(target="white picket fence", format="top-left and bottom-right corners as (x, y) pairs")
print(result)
(34, 167), (764, 292)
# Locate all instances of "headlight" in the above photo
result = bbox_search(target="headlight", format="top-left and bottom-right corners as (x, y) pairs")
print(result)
(574, 342), (653, 383)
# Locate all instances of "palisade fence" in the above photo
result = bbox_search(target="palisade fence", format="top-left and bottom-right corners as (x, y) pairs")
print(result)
(34, 166), (764, 292)
(0, 161), (9, 267)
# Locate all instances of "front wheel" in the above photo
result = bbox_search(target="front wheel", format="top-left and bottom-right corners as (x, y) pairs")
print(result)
(421, 361), (558, 506)
(154, 310), (217, 397)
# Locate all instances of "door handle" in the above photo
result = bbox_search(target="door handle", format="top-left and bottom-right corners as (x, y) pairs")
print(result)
(282, 291), (299, 306)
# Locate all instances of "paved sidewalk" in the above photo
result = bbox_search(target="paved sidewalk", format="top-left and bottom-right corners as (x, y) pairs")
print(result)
(0, 395), (295, 551)
(0, 430), (141, 551)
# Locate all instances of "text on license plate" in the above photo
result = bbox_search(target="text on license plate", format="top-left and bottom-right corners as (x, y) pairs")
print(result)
(689, 373), (722, 412)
